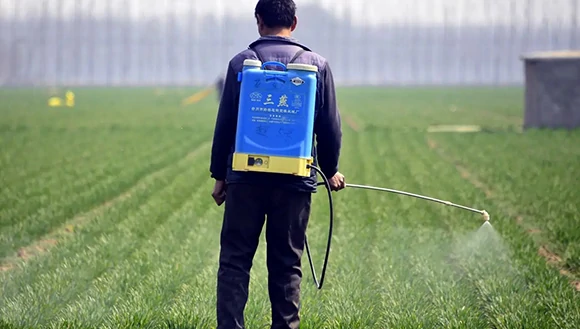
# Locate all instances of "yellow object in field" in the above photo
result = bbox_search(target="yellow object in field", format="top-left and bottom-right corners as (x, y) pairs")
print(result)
(47, 90), (75, 108)
(48, 97), (63, 107)
(65, 91), (75, 107)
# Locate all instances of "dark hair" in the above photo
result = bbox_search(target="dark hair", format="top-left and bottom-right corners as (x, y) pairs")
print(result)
(254, 0), (296, 28)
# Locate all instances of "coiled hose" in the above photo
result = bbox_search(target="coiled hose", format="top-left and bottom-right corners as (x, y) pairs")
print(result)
(305, 165), (333, 290)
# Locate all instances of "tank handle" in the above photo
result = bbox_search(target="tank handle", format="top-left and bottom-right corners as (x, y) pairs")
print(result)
(261, 61), (287, 71)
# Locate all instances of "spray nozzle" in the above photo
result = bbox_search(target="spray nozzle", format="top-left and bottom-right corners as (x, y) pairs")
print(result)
(482, 210), (490, 222)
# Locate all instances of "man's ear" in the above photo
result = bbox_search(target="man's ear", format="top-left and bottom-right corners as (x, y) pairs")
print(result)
(291, 16), (297, 31)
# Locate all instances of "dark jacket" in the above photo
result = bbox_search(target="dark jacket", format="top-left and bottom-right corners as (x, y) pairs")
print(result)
(209, 35), (342, 193)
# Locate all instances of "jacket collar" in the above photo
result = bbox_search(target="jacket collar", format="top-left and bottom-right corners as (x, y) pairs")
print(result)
(248, 35), (312, 51)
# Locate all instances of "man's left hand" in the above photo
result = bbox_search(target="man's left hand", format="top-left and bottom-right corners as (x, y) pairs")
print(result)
(328, 172), (346, 191)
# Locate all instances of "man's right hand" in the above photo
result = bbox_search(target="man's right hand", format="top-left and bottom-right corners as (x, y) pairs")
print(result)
(328, 172), (346, 191)
(212, 180), (227, 206)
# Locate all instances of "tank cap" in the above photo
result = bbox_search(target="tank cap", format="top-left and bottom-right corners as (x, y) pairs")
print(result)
(243, 59), (262, 67)
(287, 63), (318, 72)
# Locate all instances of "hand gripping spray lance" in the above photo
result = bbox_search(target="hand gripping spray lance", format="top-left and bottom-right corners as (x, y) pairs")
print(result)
(232, 56), (490, 290)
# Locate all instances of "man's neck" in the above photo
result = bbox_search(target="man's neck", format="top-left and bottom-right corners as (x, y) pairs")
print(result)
(261, 28), (292, 38)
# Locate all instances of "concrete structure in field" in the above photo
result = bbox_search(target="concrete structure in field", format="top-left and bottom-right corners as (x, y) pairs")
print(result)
(521, 51), (580, 130)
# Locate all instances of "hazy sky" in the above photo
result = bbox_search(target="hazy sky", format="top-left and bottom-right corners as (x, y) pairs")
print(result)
(1, 0), (577, 27)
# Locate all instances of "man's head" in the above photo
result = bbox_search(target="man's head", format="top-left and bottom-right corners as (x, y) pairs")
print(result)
(254, 0), (297, 37)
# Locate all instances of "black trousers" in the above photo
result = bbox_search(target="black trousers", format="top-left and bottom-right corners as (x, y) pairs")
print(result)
(216, 183), (312, 329)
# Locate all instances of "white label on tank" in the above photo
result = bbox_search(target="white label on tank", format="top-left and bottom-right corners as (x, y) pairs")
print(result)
(291, 77), (304, 86)
(263, 94), (275, 105)
(292, 95), (303, 108)
(250, 92), (262, 102)
(277, 94), (289, 107)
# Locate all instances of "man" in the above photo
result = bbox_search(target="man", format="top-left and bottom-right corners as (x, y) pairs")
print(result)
(215, 74), (225, 101)
(209, 0), (345, 328)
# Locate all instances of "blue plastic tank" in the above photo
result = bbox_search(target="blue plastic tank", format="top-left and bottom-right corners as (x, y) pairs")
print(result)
(232, 59), (319, 176)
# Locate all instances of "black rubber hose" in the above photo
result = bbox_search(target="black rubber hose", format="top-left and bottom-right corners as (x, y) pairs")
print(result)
(305, 165), (334, 289)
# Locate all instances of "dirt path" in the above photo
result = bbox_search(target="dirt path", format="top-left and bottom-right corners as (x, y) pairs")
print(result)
(344, 115), (361, 132)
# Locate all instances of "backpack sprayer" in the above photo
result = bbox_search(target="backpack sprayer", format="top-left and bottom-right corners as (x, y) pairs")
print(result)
(232, 50), (490, 290)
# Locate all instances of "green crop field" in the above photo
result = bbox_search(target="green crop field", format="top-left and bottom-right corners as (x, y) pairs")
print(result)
(0, 87), (579, 328)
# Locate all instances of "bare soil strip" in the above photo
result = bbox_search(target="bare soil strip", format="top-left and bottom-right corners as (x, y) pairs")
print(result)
(344, 115), (361, 132)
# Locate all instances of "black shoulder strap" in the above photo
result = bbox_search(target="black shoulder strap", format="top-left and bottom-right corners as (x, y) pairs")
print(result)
(251, 46), (266, 63)
(289, 49), (306, 63)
